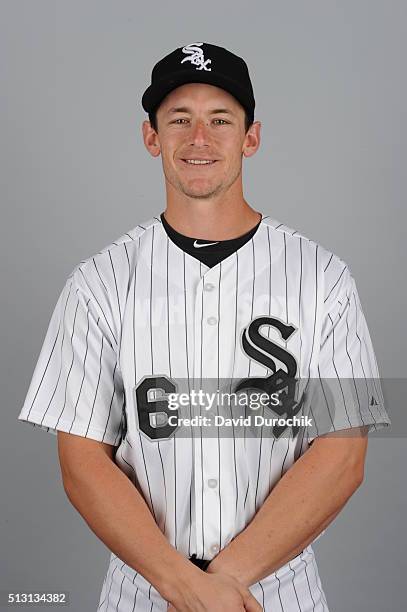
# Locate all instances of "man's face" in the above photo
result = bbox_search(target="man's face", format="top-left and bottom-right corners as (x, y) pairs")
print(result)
(144, 83), (259, 200)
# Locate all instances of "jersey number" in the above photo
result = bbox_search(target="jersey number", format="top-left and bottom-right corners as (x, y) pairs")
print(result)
(135, 375), (178, 441)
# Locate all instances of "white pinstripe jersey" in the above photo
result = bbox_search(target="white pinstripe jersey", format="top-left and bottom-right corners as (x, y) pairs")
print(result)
(18, 213), (391, 611)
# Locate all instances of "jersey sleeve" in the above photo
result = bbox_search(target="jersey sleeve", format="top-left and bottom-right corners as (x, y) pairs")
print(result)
(17, 267), (126, 445)
(306, 264), (391, 442)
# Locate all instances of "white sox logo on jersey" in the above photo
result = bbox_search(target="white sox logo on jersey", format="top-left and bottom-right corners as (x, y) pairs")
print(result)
(234, 315), (305, 439)
(134, 315), (305, 441)
(181, 43), (212, 71)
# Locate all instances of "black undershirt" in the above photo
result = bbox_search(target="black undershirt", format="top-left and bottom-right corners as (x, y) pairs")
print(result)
(160, 212), (262, 268)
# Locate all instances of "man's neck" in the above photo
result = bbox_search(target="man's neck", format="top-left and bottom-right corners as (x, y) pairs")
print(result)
(162, 201), (262, 241)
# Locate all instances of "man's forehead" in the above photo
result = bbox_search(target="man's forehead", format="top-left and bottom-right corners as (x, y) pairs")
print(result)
(159, 83), (240, 113)
(165, 105), (237, 116)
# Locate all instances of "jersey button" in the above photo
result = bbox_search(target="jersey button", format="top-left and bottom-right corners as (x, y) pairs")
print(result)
(207, 478), (218, 488)
(204, 282), (215, 291)
(210, 544), (220, 554)
(207, 316), (217, 325)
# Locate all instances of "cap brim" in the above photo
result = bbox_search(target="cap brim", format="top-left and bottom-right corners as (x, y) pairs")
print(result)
(142, 70), (253, 118)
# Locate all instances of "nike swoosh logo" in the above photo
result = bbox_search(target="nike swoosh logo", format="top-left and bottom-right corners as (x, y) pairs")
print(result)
(193, 240), (219, 248)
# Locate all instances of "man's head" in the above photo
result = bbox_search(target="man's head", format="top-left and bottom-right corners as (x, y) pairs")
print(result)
(141, 43), (261, 201)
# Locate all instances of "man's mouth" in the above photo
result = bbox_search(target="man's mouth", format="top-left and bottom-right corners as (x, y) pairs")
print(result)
(180, 159), (218, 166)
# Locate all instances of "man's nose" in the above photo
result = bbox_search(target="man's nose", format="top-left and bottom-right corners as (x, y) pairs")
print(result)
(189, 120), (210, 146)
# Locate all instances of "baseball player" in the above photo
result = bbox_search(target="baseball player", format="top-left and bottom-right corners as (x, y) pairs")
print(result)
(18, 42), (391, 611)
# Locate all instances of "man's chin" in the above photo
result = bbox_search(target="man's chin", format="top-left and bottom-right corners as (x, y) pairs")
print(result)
(180, 182), (222, 200)
(183, 191), (219, 200)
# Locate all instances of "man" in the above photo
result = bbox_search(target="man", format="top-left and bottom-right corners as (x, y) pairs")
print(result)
(18, 42), (391, 611)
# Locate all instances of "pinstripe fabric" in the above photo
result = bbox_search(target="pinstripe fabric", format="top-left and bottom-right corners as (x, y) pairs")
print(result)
(18, 214), (391, 611)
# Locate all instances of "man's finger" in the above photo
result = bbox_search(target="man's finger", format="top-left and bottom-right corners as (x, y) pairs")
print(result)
(243, 590), (263, 612)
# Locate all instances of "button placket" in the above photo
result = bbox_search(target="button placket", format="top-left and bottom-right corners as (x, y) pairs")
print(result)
(204, 282), (215, 292)
(192, 270), (222, 558)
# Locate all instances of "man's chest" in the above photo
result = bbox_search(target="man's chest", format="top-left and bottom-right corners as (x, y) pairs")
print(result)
(118, 241), (324, 388)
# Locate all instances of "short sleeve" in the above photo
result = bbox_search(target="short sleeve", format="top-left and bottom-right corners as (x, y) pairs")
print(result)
(306, 265), (391, 441)
(18, 268), (126, 445)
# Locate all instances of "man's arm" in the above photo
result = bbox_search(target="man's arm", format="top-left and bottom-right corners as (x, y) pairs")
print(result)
(56, 431), (262, 612)
(206, 426), (369, 587)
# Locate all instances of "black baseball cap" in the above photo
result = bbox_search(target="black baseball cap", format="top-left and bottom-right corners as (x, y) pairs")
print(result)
(141, 42), (255, 123)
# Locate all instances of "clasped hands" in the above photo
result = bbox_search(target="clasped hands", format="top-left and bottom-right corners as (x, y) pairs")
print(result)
(166, 558), (262, 612)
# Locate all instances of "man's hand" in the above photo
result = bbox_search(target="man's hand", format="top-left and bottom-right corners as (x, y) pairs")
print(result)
(166, 571), (262, 611)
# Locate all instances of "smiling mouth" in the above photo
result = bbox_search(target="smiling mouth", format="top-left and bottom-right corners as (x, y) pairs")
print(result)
(180, 159), (218, 166)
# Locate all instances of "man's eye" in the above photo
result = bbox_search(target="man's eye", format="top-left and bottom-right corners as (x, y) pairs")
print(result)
(171, 118), (229, 125)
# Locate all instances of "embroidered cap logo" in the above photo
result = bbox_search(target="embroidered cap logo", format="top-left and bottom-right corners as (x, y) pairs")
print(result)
(181, 43), (212, 71)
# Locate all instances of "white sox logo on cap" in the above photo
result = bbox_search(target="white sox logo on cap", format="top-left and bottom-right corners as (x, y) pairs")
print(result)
(181, 42), (212, 71)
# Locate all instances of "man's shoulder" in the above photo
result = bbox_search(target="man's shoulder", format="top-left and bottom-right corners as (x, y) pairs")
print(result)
(261, 216), (350, 276)
(67, 215), (161, 293)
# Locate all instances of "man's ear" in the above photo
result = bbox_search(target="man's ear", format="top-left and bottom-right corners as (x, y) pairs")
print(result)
(142, 120), (161, 157)
(242, 120), (261, 158)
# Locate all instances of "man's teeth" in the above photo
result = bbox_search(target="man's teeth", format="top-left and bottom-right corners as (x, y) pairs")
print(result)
(184, 159), (215, 165)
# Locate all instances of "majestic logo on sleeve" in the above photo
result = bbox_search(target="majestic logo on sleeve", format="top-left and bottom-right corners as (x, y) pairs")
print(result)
(181, 43), (212, 71)
(235, 315), (305, 438)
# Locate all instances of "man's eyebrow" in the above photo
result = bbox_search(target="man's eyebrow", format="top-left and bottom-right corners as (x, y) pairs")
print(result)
(166, 106), (236, 116)
(210, 108), (236, 115)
